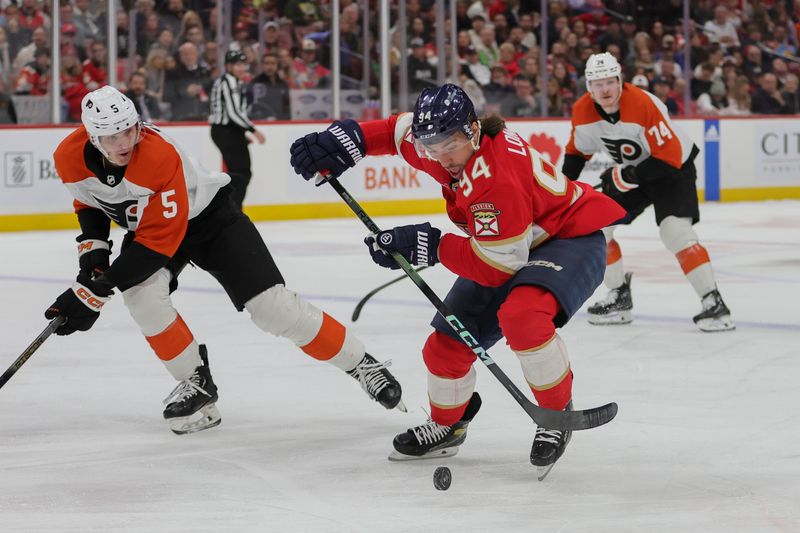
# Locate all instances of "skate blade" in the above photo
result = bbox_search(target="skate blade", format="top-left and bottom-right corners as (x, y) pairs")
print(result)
(394, 399), (408, 413)
(537, 463), (556, 481)
(388, 446), (459, 462)
(587, 310), (632, 325)
(169, 404), (222, 435)
(695, 316), (736, 332)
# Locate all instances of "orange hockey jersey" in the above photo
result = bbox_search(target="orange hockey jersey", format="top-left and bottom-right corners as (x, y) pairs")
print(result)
(360, 113), (625, 287)
(566, 83), (697, 173)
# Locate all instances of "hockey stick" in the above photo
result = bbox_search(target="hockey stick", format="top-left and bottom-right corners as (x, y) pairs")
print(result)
(323, 175), (617, 431)
(352, 267), (429, 321)
(0, 316), (66, 390)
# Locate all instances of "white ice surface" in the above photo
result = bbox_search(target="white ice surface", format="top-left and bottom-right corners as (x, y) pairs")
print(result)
(1, 200), (799, 532)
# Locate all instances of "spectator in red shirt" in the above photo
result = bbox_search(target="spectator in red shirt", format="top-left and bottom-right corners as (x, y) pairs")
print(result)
(498, 43), (520, 78)
(18, 0), (45, 32)
(16, 47), (50, 95)
(60, 50), (89, 122)
(83, 41), (108, 91)
(290, 38), (330, 89)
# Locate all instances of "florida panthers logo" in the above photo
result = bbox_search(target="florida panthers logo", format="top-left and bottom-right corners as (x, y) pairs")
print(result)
(470, 202), (501, 237)
(601, 137), (642, 164)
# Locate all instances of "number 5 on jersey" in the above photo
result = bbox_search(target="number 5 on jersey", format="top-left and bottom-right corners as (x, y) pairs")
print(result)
(162, 189), (178, 218)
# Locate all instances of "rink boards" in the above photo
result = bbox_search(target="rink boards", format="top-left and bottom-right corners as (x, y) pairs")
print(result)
(1, 116), (799, 231)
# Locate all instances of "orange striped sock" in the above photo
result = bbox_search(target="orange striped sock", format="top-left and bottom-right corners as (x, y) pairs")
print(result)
(676, 243), (711, 275)
(300, 312), (346, 361)
(145, 314), (194, 361)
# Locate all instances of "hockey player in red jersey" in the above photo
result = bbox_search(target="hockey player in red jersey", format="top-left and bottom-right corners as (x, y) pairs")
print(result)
(563, 53), (734, 332)
(289, 84), (625, 477)
(44, 86), (404, 435)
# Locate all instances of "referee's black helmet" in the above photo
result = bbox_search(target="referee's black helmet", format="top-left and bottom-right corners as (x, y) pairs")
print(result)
(225, 50), (247, 64)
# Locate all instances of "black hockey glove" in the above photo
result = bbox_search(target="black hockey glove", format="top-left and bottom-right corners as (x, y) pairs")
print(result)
(599, 165), (640, 196)
(44, 273), (114, 335)
(365, 223), (441, 270)
(77, 236), (112, 278)
(289, 119), (366, 183)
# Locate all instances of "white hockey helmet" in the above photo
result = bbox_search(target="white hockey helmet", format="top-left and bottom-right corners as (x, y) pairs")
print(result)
(81, 86), (142, 160)
(584, 52), (623, 92)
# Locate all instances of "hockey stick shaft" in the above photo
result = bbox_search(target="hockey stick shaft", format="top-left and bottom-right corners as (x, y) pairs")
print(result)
(0, 316), (65, 390)
(325, 176), (617, 431)
(352, 266), (429, 321)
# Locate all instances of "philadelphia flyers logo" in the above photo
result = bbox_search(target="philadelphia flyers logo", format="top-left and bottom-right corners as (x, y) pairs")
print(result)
(601, 137), (642, 164)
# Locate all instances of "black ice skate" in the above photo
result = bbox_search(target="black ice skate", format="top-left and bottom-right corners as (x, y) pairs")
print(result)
(388, 392), (482, 461)
(530, 401), (573, 481)
(163, 345), (221, 435)
(347, 353), (406, 411)
(587, 271), (633, 325)
(693, 289), (735, 332)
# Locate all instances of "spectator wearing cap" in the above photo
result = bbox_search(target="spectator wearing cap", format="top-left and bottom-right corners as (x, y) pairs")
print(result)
(703, 5), (740, 51)
(290, 38), (330, 89)
(408, 37), (435, 92)
(165, 41), (212, 120)
(259, 21), (283, 57)
(696, 79), (729, 115)
(61, 23), (87, 63)
(631, 74), (650, 90)
(249, 53), (291, 121)
(651, 76), (678, 115)
(60, 3), (87, 48)
(210, 49), (266, 209)
(125, 71), (161, 122)
(229, 21), (255, 54)
(462, 45), (491, 86)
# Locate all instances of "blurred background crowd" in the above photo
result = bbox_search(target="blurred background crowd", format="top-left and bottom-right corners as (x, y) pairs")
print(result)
(1, 0), (799, 123)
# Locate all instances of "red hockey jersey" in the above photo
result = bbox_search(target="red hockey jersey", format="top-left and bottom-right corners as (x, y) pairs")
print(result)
(360, 113), (625, 287)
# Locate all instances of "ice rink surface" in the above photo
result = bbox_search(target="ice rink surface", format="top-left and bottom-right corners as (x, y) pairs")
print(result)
(1, 200), (798, 533)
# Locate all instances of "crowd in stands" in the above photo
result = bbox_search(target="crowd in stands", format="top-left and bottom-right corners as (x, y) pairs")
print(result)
(1, 0), (800, 124)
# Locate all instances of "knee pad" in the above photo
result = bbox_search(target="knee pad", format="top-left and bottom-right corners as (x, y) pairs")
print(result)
(658, 216), (698, 254)
(122, 268), (177, 335)
(422, 330), (476, 379)
(497, 286), (558, 352)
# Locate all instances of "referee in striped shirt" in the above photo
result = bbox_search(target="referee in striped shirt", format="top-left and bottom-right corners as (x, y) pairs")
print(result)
(210, 50), (266, 209)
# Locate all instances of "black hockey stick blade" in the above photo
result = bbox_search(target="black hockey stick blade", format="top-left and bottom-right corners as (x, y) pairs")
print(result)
(524, 399), (618, 431)
(351, 267), (429, 321)
(0, 316), (65, 390)
(323, 175), (618, 432)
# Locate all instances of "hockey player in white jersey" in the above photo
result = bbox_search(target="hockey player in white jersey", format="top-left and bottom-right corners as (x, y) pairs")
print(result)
(44, 86), (404, 434)
(562, 53), (734, 332)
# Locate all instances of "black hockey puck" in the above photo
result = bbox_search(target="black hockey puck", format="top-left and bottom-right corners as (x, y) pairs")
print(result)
(433, 466), (452, 491)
